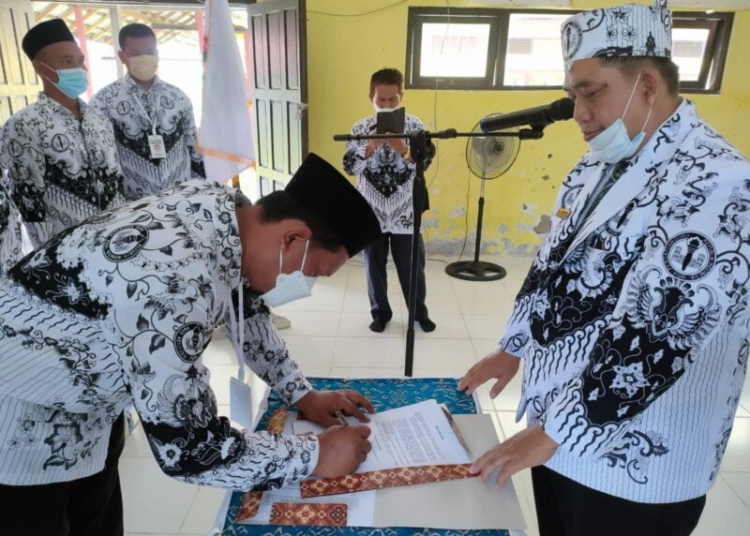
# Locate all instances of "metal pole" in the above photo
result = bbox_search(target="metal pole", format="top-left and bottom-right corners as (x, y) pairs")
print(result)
(404, 131), (429, 377)
(109, 5), (124, 79)
(73, 7), (93, 99)
(196, 10), (205, 57)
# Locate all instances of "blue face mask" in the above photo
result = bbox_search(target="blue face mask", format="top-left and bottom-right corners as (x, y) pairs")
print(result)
(260, 240), (317, 308)
(41, 63), (88, 99)
(588, 73), (653, 164)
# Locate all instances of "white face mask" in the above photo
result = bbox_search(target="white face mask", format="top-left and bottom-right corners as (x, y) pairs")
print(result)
(260, 240), (317, 307)
(128, 54), (159, 81)
(588, 72), (653, 164)
(373, 103), (398, 113)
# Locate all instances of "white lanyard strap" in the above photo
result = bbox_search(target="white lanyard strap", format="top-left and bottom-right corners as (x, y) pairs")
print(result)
(227, 283), (246, 382)
(132, 93), (159, 136)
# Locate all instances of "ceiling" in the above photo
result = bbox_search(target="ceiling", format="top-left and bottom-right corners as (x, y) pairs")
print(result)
(32, 1), (250, 47)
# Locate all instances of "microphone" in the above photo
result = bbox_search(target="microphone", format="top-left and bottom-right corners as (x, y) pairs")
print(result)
(479, 98), (574, 133)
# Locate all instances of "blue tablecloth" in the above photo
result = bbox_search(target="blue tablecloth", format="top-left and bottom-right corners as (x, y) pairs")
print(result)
(219, 377), (511, 536)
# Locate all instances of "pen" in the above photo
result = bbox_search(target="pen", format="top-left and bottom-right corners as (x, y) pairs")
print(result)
(334, 409), (348, 426)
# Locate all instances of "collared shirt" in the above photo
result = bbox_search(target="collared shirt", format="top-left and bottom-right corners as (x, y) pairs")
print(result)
(343, 114), (427, 234)
(91, 76), (206, 200)
(500, 100), (750, 503)
(0, 180), (316, 488)
(0, 93), (126, 249)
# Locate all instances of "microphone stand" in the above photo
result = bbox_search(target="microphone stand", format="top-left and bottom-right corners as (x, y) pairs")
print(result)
(333, 125), (547, 377)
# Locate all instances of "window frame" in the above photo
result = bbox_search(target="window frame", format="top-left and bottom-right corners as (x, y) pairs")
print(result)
(405, 8), (505, 90)
(405, 7), (571, 91)
(405, 7), (734, 94)
(672, 11), (733, 94)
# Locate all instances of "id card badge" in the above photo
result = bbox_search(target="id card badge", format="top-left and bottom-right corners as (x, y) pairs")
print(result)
(148, 134), (167, 159)
(230, 376), (255, 430)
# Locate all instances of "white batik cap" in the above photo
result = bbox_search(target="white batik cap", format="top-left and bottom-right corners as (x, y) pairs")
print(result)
(561, 0), (673, 71)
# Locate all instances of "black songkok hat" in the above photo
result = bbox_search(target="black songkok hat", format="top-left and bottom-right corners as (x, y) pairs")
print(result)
(22, 19), (76, 60)
(286, 153), (381, 257)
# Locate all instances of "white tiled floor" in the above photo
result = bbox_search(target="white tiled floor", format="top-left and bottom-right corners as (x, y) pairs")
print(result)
(121, 256), (750, 536)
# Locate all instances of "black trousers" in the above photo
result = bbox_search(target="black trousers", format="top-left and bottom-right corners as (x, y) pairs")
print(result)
(363, 232), (429, 322)
(532, 466), (706, 536)
(0, 414), (126, 536)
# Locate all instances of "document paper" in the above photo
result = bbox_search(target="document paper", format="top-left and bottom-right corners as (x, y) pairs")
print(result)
(293, 399), (471, 473)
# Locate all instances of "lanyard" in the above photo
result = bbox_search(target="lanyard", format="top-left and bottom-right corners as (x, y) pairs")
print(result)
(132, 92), (160, 136)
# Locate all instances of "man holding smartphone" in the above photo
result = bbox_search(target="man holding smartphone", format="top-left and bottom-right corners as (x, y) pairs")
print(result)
(343, 68), (435, 334)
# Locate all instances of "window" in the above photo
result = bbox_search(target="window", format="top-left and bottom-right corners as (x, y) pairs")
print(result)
(405, 7), (734, 93)
(503, 13), (568, 88)
(672, 12), (733, 93)
(420, 22), (492, 78)
(407, 11), (500, 88)
(507, 38), (532, 55)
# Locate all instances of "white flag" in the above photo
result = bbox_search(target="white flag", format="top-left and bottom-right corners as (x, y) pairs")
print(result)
(198, 0), (254, 183)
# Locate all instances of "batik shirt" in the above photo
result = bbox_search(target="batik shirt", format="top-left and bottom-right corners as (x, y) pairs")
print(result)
(0, 93), (126, 249)
(0, 180), (317, 487)
(91, 76), (206, 200)
(343, 114), (428, 234)
(0, 172), (22, 276)
(500, 100), (750, 502)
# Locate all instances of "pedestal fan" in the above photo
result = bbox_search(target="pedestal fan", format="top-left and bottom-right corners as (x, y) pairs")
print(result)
(445, 122), (520, 282)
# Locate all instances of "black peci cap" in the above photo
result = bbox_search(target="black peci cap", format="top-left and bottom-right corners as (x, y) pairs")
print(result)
(22, 19), (76, 60)
(285, 153), (381, 257)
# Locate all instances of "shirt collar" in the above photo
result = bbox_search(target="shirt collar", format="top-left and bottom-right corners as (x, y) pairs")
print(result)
(125, 74), (162, 93)
(37, 92), (87, 117)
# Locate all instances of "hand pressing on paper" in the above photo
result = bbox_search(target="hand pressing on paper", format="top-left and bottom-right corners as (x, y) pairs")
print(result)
(470, 423), (558, 488)
(313, 424), (372, 478)
(296, 389), (376, 428)
(458, 348), (520, 398)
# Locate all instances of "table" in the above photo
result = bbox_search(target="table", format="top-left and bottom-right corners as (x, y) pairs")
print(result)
(219, 377), (511, 536)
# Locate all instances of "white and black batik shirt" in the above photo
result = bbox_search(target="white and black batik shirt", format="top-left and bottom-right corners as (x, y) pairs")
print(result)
(499, 100), (750, 503)
(91, 76), (206, 200)
(0, 180), (317, 488)
(0, 172), (22, 276)
(0, 93), (126, 249)
(343, 114), (429, 234)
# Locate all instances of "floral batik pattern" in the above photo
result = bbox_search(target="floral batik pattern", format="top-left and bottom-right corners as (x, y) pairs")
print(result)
(500, 100), (750, 503)
(343, 114), (430, 234)
(0, 93), (125, 248)
(0, 181), (316, 488)
(91, 76), (205, 200)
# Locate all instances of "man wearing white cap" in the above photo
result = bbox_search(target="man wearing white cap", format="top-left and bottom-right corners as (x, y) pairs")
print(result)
(459, 1), (750, 534)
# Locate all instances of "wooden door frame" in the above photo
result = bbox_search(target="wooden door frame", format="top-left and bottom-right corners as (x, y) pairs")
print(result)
(0, 0), (43, 124)
(246, 0), (308, 197)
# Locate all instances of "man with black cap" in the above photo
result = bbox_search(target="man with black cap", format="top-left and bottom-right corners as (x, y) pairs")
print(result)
(0, 152), (381, 534)
(0, 19), (125, 250)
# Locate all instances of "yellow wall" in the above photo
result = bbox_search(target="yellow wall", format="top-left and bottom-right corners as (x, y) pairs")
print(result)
(306, 0), (750, 255)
